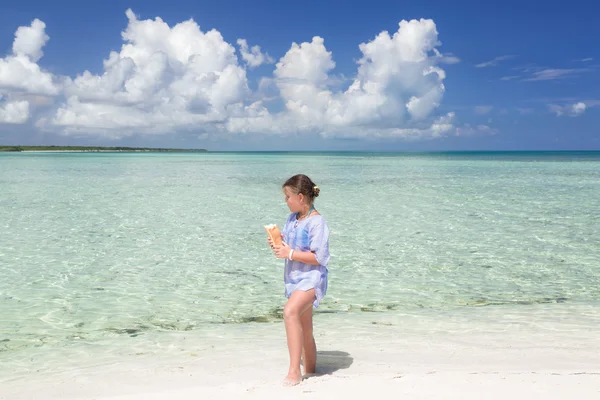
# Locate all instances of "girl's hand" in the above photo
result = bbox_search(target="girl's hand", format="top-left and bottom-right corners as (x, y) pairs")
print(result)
(273, 242), (291, 259)
(267, 234), (284, 250)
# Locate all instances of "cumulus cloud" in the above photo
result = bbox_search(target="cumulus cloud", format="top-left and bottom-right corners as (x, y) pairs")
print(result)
(53, 9), (250, 134)
(237, 39), (274, 68)
(13, 19), (49, 62)
(1, 11), (459, 140)
(257, 19), (450, 137)
(0, 19), (60, 97)
(0, 98), (29, 124)
(548, 102), (586, 117)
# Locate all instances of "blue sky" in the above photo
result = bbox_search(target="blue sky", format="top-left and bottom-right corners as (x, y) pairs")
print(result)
(0, 0), (598, 150)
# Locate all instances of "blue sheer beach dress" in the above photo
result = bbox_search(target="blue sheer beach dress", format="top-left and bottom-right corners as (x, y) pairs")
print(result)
(281, 212), (330, 308)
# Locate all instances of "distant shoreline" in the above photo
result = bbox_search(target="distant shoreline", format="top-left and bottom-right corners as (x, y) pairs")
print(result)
(2, 147), (599, 154)
(0, 146), (208, 153)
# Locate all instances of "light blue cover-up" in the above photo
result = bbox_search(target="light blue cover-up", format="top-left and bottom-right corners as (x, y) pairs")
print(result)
(281, 212), (330, 308)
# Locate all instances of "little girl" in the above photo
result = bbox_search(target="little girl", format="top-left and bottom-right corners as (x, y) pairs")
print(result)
(268, 174), (330, 386)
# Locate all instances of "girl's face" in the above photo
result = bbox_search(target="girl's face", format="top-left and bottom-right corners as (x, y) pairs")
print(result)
(283, 186), (304, 213)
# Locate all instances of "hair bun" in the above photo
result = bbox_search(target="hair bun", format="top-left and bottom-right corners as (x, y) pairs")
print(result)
(313, 185), (320, 197)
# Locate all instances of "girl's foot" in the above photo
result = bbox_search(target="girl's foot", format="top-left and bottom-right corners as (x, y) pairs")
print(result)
(282, 371), (302, 386)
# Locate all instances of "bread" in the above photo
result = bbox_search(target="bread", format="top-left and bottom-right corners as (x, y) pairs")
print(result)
(264, 224), (283, 246)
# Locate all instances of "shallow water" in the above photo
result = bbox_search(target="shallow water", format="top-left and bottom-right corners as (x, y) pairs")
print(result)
(1, 151), (599, 376)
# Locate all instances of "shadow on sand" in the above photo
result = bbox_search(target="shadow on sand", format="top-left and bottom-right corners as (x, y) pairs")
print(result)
(304, 350), (353, 380)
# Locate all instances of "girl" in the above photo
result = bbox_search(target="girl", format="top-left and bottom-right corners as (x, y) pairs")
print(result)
(268, 174), (330, 386)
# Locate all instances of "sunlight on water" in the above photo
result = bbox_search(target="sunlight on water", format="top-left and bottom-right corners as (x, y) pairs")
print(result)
(1, 151), (599, 374)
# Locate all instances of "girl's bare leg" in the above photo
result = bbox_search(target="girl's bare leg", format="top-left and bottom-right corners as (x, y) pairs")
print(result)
(300, 306), (316, 374)
(282, 289), (316, 386)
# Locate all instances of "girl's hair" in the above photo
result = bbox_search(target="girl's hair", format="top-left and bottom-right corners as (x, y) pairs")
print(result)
(283, 174), (320, 203)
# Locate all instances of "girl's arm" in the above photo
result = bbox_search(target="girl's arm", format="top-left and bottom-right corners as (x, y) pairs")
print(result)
(272, 243), (320, 266)
(289, 249), (319, 265)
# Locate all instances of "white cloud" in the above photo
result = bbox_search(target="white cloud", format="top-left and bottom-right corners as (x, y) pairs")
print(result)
(237, 39), (274, 68)
(9, 93), (54, 106)
(454, 123), (497, 136)
(257, 19), (450, 137)
(0, 98), (30, 124)
(548, 102), (586, 117)
(572, 102), (586, 114)
(475, 55), (514, 68)
(432, 49), (460, 64)
(12, 19), (49, 62)
(1, 12), (458, 140)
(0, 19), (60, 99)
(525, 68), (591, 81)
(53, 9), (250, 134)
(273, 36), (337, 127)
(299, 111), (457, 141)
(500, 64), (594, 82)
(430, 112), (455, 137)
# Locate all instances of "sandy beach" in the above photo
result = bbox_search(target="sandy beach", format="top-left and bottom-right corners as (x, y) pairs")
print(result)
(2, 309), (599, 400)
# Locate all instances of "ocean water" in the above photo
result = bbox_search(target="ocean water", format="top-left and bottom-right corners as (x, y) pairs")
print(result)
(1, 151), (599, 377)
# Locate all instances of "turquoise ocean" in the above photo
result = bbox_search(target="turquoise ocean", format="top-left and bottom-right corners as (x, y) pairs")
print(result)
(1, 151), (599, 378)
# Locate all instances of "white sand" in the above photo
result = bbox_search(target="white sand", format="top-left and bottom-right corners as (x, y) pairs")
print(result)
(2, 309), (599, 399)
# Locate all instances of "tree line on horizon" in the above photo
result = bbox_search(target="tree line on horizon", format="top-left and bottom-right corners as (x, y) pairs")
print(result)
(0, 145), (208, 152)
